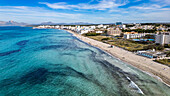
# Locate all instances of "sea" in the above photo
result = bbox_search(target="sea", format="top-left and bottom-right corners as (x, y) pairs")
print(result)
(0, 26), (169, 96)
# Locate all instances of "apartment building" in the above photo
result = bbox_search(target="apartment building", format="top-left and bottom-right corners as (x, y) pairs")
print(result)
(155, 32), (170, 45)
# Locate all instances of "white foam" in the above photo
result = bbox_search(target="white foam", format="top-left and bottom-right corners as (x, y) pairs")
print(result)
(127, 77), (144, 94)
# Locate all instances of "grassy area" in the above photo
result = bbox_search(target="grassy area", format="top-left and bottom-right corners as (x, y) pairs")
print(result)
(154, 59), (170, 67)
(87, 36), (147, 51)
(83, 33), (101, 36)
(87, 36), (108, 41)
(166, 51), (170, 57)
(87, 35), (170, 66)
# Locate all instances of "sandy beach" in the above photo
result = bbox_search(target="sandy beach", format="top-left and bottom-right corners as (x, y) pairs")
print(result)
(66, 29), (170, 86)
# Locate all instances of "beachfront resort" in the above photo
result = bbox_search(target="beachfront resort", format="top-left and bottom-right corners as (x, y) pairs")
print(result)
(33, 22), (170, 66)
(1, 0), (170, 95)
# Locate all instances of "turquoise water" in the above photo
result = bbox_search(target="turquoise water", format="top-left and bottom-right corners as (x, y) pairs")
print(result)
(133, 39), (154, 42)
(0, 26), (169, 96)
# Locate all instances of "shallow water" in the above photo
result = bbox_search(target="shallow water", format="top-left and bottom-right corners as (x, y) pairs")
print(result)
(0, 26), (170, 96)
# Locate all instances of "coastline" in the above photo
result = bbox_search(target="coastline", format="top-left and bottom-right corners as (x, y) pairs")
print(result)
(65, 29), (170, 86)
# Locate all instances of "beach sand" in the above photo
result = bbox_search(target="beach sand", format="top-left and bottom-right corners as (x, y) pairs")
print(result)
(66, 29), (170, 86)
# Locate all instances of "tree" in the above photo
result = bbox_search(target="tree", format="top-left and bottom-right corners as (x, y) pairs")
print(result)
(143, 34), (155, 39)
(120, 33), (124, 37)
(101, 38), (110, 41)
(144, 44), (164, 51)
(157, 45), (164, 51)
(166, 51), (170, 57)
(84, 33), (101, 36)
(168, 44), (170, 48)
(144, 44), (155, 50)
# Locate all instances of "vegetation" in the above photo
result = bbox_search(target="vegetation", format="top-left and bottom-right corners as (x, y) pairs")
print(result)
(101, 38), (110, 41)
(141, 23), (156, 25)
(154, 59), (170, 67)
(142, 34), (155, 39)
(164, 44), (170, 48)
(87, 36), (108, 41)
(86, 35), (169, 52)
(126, 24), (134, 27)
(144, 44), (164, 51)
(87, 36), (147, 51)
(168, 44), (170, 47)
(84, 33), (101, 36)
(166, 51), (170, 57)
(122, 29), (156, 33)
(164, 23), (170, 27)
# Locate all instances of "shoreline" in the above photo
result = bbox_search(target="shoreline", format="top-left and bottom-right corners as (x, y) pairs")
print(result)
(65, 29), (170, 86)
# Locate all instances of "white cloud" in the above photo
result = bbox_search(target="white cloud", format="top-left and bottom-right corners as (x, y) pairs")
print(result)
(151, 0), (170, 5)
(0, 6), (82, 17)
(39, 0), (128, 10)
(0, 0), (170, 24)
(0, 6), (83, 23)
(140, 11), (170, 21)
(39, 2), (74, 9)
(129, 4), (170, 11)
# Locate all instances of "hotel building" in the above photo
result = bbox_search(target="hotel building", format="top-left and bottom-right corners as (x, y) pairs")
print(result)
(155, 32), (170, 45)
(107, 28), (122, 36)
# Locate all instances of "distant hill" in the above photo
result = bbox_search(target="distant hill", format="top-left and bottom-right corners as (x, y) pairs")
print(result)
(0, 21), (28, 26)
(40, 22), (57, 25)
(32, 22), (93, 25)
(69, 22), (93, 25)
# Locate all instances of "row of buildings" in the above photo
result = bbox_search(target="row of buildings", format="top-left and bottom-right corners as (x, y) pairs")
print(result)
(136, 50), (167, 59)
(33, 24), (108, 34)
(33, 23), (170, 59)
(33, 23), (170, 45)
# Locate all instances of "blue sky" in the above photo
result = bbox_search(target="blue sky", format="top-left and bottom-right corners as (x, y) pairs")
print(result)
(0, 0), (170, 24)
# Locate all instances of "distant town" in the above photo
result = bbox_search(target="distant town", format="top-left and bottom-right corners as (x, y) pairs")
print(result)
(33, 22), (170, 66)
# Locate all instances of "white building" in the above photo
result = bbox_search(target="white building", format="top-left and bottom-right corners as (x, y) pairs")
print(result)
(129, 26), (136, 30)
(122, 25), (126, 29)
(135, 23), (141, 27)
(155, 32), (170, 45)
(55, 25), (60, 29)
(137, 50), (166, 59)
(90, 26), (96, 29)
(107, 28), (122, 36)
(103, 25), (109, 29)
(96, 30), (104, 33)
(80, 30), (89, 34)
(124, 33), (154, 39)
(97, 24), (104, 28)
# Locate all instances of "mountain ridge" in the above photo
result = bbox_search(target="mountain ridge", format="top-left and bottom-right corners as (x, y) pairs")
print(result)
(0, 21), (28, 26)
